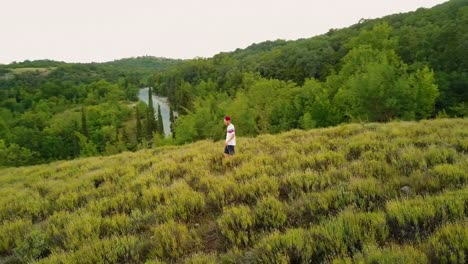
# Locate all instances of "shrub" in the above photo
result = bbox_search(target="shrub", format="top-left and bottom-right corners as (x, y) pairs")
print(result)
(39, 235), (144, 264)
(199, 176), (237, 209)
(345, 138), (382, 161)
(183, 252), (218, 264)
(217, 205), (256, 247)
(150, 220), (200, 260)
(317, 211), (389, 257)
(349, 178), (394, 211)
(100, 213), (132, 237)
(253, 211), (389, 263)
(333, 244), (428, 264)
(289, 189), (353, 224)
(255, 196), (287, 230)
(392, 146), (427, 176)
(62, 212), (102, 250)
(426, 223), (468, 264)
(0, 218), (32, 254)
(423, 145), (457, 167)
(347, 159), (397, 181)
(141, 185), (168, 211)
(166, 180), (205, 221)
(252, 229), (315, 263)
(236, 174), (279, 204)
(301, 150), (345, 172)
(14, 228), (50, 262)
(430, 163), (467, 187)
(0, 189), (50, 222)
(280, 170), (330, 199)
(89, 191), (138, 216)
(386, 189), (467, 241)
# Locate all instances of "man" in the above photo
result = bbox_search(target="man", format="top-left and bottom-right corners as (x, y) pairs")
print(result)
(223, 116), (236, 157)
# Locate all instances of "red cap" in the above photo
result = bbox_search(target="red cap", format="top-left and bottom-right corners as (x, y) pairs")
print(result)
(224, 116), (231, 121)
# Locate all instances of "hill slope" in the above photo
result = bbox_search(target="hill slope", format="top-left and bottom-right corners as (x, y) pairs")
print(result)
(0, 118), (467, 263)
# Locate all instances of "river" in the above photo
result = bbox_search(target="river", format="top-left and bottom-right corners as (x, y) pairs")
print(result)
(138, 88), (175, 137)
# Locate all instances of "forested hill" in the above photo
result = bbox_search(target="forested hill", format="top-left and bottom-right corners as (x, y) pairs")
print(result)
(0, 119), (467, 263)
(149, 0), (467, 144)
(0, 57), (181, 167)
(0, 56), (181, 80)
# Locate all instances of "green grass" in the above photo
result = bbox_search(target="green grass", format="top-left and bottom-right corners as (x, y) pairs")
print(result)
(0, 118), (467, 263)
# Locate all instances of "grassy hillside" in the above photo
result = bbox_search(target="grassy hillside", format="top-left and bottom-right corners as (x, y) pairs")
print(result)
(0, 118), (467, 263)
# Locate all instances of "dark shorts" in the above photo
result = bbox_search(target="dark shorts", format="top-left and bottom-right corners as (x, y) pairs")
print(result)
(224, 145), (235, 155)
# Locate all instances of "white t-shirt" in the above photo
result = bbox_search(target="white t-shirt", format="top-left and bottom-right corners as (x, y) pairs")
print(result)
(226, 124), (236, 146)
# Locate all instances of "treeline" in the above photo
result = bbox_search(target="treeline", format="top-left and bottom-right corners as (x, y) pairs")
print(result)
(149, 0), (467, 143)
(0, 57), (178, 166)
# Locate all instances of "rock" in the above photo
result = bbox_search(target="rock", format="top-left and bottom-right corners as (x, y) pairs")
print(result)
(400, 186), (412, 195)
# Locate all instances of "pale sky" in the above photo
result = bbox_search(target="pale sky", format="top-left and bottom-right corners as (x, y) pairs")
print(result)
(0, 0), (448, 64)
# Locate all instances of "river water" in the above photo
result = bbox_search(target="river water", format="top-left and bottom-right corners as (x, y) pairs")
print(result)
(138, 88), (174, 137)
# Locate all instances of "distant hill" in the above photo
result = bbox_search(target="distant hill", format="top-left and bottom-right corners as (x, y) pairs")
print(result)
(0, 118), (466, 263)
(0, 56), (182, 75)
(100, 56), (182, 73)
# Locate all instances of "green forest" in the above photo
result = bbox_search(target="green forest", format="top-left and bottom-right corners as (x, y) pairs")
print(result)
(0, 119), (466, 263)
(1, 0), (467, 166)
(157, 0), (467, 143)
(0, 57), (180, 166)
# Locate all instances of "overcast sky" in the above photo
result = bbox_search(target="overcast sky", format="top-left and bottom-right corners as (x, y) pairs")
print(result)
(0, 0), (447, 64)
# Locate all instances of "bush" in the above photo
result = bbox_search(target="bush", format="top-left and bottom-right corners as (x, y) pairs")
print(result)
(426, 223), (468, 264)
(392, 146), (427, 176)
(183, 252), (218, 264)
(255, 196), (287, 230)
(280, 170), (331, 199)
(141, 180), (205, 221)
(0, 189), (50, 222)
(150, 221), (200, 260)
(199, 176), (237, 209)
(166, 180), (205, 221)
(333, 244), (428, 264)
(423, 145), (457, 167)
(236, 174), (279, 204)
(252, 229), (314, 263)
(289, 189), (353, 224)
(62, 212), (102, 250)
(100, 213), (133, 237)
(39, 235), (144, 264)
(430, 163), (467, 188)
(0, 218), (32, 254)
(317, 211), (389, 257)
(301, 150), (345, 172)
(14, 228), (50, 262)
(253, 211), (389, 263)
(386, 189), (467, 241)
(217, 205), (256, 247)
(349, 178), (394, 211)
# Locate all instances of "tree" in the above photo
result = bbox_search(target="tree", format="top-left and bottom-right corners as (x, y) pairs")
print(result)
(136, 107), (143, 143)
(81, 106), (89, 137)
(75, 132), (98, 157)
(146, 87), (157, 140)
(169, 105), (175, 137)
(332, 23), (438, 122)
(409, 66), (439, 119)
(157, 104), (164, 136)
